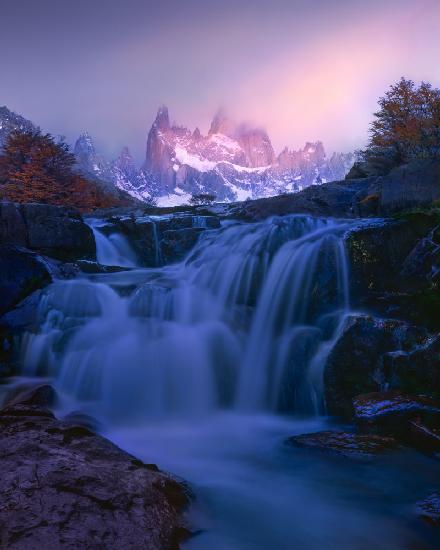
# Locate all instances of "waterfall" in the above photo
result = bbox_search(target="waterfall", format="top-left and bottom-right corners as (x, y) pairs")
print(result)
(90, 221), (139, 267)
(151, 221), (162, 266)
(21, 215), (353, 421)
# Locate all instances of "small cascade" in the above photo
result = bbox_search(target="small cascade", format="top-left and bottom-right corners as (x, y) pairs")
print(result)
(89, 221), (138, 267)
(151, 220), (162, 267)
(21, 214), (355, 421)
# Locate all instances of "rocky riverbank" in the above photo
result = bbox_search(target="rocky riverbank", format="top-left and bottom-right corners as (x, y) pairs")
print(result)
(0, 157), (439, 546)
(0, 385), (190, 549)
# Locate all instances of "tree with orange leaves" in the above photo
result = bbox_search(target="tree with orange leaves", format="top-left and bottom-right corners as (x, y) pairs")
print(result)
(361, 78), (440, 174)
(0, 130), (132, 211)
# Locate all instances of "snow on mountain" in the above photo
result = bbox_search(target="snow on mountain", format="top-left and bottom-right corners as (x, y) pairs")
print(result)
(75, 107), (354, 205)
(0, 104), (354, 206)
(138, 106), (354, 205)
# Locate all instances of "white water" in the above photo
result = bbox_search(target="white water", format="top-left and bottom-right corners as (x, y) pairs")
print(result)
(90, 220), (139, 267)
(19, 215), (438, 549)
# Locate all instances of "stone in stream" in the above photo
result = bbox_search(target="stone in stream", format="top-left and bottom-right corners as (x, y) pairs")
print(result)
(353, 391), (440, 423)
(0, 385), (190, 549)
(285, 431), (400, 460)
(353, 397), (440, 456)
(324, 314), (428, 418)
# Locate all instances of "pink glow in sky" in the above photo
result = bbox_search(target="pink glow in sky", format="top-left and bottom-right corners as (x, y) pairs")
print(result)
(1, 0), (439, 161)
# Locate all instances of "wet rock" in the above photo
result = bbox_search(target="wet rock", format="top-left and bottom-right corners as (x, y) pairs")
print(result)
(0, 201), (95, 261)
(0, 390), (189, 549)
(76, 260), (129, 274)
(416, 491), (440, 527)
(352, 391), (440, 436)
(347, 215), (437, 295)
(4, 384), (57, 408)
(21, 203), (95, 261)
(0, 246), (52, 315)
(62, 411), (102, 432)
(385, 335), (440, 397)
(401, 225), (440, 283)
(409, 419), (440, 454)
(160, 227), (204, 264)
(285, 430), (399, 460)
(324, 314), (428, 417)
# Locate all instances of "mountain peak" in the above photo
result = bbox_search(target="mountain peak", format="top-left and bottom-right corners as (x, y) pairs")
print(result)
(74, 132), (96, 156)
(153, 105), (170, 131)
(209, 108), (236, 137)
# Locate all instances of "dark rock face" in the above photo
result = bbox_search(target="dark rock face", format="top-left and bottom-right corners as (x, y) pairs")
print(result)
(0, 246), (51, 316)
(160, 228), (204, 264)
(347, 214), (437, 294)
(352, 391), (440, 429)
(346, 213), (440, 331)
(324, 315), (428, 417)
(21, 203), (95, 261)
(385, 335), (440, 397)
(0, 202), (95, 261)
(409, 419), (440, 454)
(379, 160), (440, 214)
(351, 391), (440, 455)
(285, 430), (399, 460)
(0, 388), (189, 549)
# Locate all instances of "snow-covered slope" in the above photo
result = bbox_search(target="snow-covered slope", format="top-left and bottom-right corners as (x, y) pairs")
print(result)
(139, 106), (354, 205)
(66, 105), (356, 205)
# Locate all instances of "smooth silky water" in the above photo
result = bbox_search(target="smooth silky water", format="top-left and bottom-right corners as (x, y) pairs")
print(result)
(18, 215), (440, 549)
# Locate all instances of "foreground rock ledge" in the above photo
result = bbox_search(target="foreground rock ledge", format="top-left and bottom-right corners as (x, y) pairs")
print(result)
(0, 392), (189, 549)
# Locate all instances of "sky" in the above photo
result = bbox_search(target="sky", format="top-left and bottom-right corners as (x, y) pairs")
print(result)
(1, 0), (440, 163)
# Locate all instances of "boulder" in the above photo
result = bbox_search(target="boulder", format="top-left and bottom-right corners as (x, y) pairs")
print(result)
(0, 246), (51, 315)
(324, 314), (428, 417)
(352, 391), (440, 437)
(285, 430), (399, 460)
(346, 215), (438, 296)
(0, 389), (189, 549)
(21, 203), (95, 261)
(0, 202), (95, 261)
(385, 335), (440, 397)
(409, 419), (440, 454)
(378, 160), (440, 214)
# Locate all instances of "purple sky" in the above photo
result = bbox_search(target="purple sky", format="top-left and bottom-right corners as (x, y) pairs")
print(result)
(1, 0), (439, 162)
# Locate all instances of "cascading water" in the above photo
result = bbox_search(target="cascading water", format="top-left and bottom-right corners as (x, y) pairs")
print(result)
(22, 215), (351, 418)
(18, 214), (438, 549)
(89, 219), (139, 267)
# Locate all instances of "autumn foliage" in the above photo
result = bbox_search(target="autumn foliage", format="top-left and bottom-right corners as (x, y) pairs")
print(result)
(0, 130), (132, 211)
(361, 78), (440, 173)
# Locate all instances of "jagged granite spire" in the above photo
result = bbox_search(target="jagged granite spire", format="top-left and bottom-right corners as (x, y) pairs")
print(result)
(153, 105), (170, 131)
(209, 107), (235, 137)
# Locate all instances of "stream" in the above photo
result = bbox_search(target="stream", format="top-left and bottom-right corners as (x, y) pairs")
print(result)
(18, 214), (439, 549)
